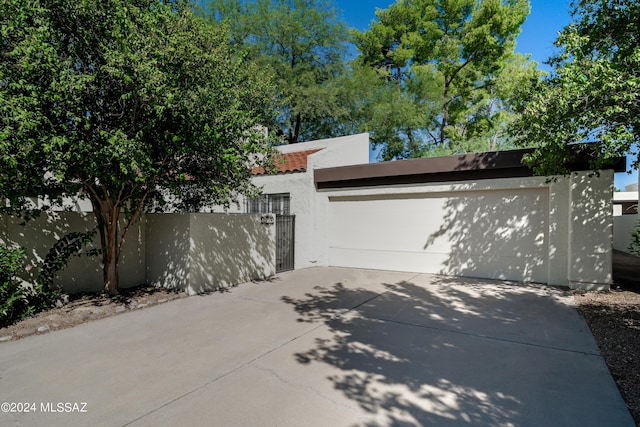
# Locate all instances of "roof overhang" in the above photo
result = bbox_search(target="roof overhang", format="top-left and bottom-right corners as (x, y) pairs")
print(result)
(314, 147), (626, 190)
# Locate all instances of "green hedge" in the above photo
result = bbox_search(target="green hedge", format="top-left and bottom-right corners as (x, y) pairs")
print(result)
(0, 244), (29, 327)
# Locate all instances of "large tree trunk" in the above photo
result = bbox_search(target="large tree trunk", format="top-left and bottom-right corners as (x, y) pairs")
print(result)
(86, 183), (147, 297)
(103, 206), (121, 296)
(88, 190), (122, 297)
(104, 250), (119, 296)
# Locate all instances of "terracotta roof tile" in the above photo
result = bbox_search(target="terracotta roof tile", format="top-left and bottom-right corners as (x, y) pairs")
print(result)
(252, 148), (323, 175)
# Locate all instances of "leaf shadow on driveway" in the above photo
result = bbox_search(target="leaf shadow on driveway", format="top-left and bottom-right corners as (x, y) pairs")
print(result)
(281, 277), (601, 427)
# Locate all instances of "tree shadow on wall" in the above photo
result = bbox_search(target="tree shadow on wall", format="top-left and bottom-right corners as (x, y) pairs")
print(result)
(567, 172), (613, 284)
(188, 214), (275, 293)
(422, 186), (549, 283)
(1, 211), (145, 294)
(422, 168), (611, 286)
(281, 278), (597, 426)
(147, 213), (275, 294)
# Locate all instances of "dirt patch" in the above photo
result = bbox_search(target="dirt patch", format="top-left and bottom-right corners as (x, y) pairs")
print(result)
(575, 286), (640, 425)
(0, 285), (188, 342)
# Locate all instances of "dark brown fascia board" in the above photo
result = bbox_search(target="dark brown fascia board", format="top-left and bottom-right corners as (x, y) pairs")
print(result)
(314, 147), (626, 190)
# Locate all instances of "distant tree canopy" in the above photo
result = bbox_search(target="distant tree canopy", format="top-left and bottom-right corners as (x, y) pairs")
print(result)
(204, 0), (351, 144)
(512, 0), (640, 175)
(0, 0), (276, 295)
(352, 0), (540, 160)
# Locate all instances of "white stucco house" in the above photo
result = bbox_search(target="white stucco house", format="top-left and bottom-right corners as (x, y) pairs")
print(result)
(231, 133), (371, 271)
(1, 132), (626, 293)
(241, 133), (625, 290)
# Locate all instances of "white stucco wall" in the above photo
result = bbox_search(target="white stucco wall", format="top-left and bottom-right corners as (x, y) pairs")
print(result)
(0, 212), (146, 293)
(243, 133), (371, 270)
(568, 171), (613, 288)
(614, 215), (637, 252)
(188, 213), (275, 293)
(146, 213), (275, 295)
(315, 171), (614, 290)
(612, 191), (638, 252)
(276, 133), (370, 168)
(1, 211), (274, 295)
(252, 172), (316, 269)
(145, 214), (191, 291)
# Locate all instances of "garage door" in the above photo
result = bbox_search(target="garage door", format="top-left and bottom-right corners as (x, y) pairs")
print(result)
(328, 188), (549, 283)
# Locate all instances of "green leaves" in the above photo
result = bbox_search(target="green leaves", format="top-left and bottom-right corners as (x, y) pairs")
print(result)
(353, 0), (536, 160)
(206, 0), (349, 143)
(355, 0), (537, 160)
(0, 0), (276, 292)
(512, 0), (640, 174)
(0, 244), (29, 327)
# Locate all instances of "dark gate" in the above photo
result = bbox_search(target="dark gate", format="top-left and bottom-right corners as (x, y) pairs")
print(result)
(276, 215), (295, 273)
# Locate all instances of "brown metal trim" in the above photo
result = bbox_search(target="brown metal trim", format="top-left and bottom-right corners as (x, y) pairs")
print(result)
(314, 148), (626, 190)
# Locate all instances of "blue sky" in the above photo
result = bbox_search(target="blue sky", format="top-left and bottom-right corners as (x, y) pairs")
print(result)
(335, 0), (572, 69)
(334, 0), (637, 189)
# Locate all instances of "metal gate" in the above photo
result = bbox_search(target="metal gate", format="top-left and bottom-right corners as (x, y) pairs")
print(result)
(276, 215), (295, 273)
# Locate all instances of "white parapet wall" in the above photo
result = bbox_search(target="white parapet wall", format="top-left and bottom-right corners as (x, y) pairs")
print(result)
(566, 171), (614, 289)
(612, 191), (639, 253)
(1, 212), (275, 295)
(146, 213), (276, 295)
(614, 215), (637, 253)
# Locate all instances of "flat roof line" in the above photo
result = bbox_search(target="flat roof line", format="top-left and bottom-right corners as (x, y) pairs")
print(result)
(314, 147), (626, 190)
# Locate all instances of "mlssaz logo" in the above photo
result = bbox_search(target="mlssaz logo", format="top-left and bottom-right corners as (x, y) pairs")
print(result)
(40, 402), (88, 413)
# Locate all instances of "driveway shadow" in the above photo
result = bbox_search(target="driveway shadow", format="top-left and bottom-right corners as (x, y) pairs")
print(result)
(281, 276), (628, 427)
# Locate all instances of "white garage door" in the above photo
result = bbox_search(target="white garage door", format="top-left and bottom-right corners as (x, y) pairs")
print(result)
(328, 188), (549, 283)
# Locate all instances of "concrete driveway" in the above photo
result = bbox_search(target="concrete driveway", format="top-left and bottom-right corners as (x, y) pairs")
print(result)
(0, 267), (634, 426)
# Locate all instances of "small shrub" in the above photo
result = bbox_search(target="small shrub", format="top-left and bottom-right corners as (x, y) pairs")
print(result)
(630, 221), (640, 256)
(0, 231), (98, 328)
(0, 244), (29, 327)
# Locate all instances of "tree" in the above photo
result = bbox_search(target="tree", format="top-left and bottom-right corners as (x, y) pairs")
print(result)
(0, 0), (275, 295)
(205, 0), (350, 143)
(511, 0), (640, 175)
(353, 0), (538, 160)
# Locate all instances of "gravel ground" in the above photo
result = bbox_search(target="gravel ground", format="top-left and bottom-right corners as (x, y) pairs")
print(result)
(573, 249), (640, 426)
(575, 287), (640, 425)
(0, 285), (187, 342)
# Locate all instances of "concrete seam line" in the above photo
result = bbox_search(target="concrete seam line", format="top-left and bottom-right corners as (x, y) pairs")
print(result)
(121, 285), (396, 426)
(334, 272), (423, 318)
(120, 323), (327, 427)
(369, 316), (602, 357)
(247, 363), (360, 413)
(339, 293), (385, 318)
